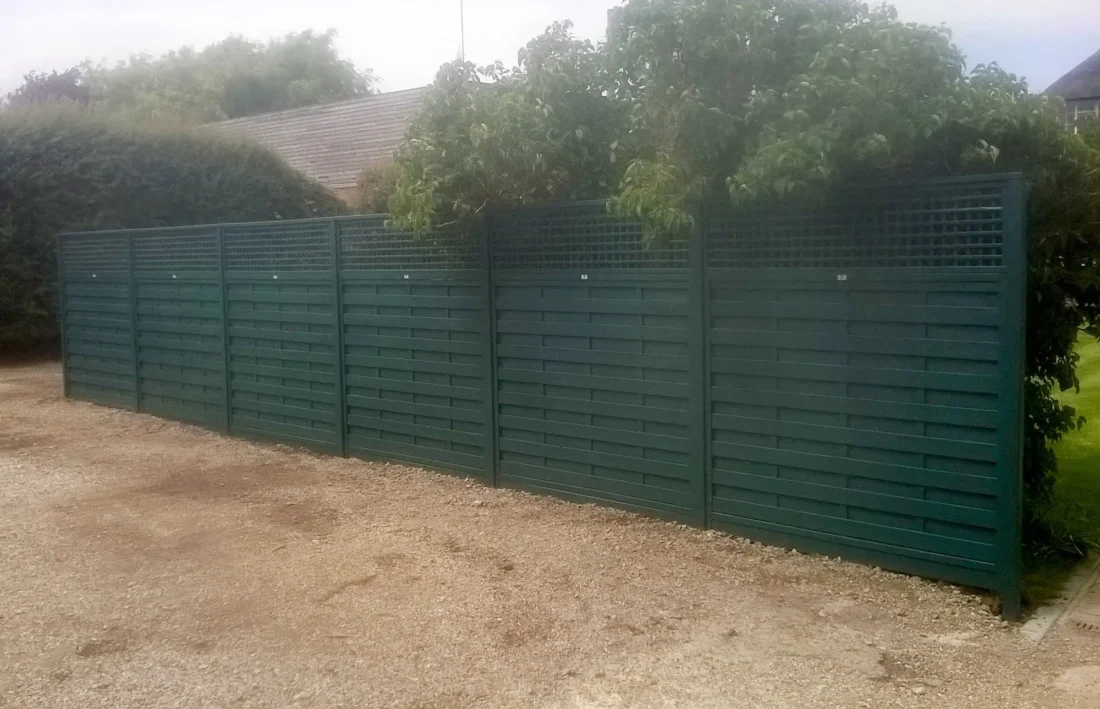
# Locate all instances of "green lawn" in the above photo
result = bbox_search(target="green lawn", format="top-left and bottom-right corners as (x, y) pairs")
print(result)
(1046, 336), (1100, 549)
(1023, 335), (1100, 606)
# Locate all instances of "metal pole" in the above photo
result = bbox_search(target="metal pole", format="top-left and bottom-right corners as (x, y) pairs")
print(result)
(460, 0), (466, 61)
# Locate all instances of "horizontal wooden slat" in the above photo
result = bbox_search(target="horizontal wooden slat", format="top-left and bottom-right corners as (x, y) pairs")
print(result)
(66, 342), (134, 360)
(231, 399), (337, 424)
(139, 399), (224, 428)
(66, 300), (131, 315)
(139, 378), (223, 403)
(138, 350), (223, 371)
(229, 361), (335, 384)
(496, 392), (689, 424)
(69, 330), (132, 346)
(61, 283), (130, 297)
(709, 329), (999, 361)
(343, 333), (482, 355)
(346, 394), (485, 424)
(66, 368), (135, 389)
(344, 354), (481, 378)
(66, 359), (133, 376)
(495, 319), (685, 343)
(226, 308), (333, 326)
(346, 415), (484, 447)
(231, 416), (340, 447)
(68, 385), (135, 408)
(710, 498), (997, 563)
(711, 386), (999, 429)
(717, 471), (995, 529)
(500, 460), (692, 511)
(137, 320), (221, 337)
(710, 441), (997, 496)
(711, 358), (1000, 394)
(227, 326), (334, 346)
(138, 335), (222, 353)
(709, 300), (1000, 326)
(495, 296), (685, 316)
(137, 304), (220, 319)
(496, 344), (687, 371)
(342, 313), (482, 331)
(225, 290), (330, 305)
(345, 375), (483, 402)
(497, 438), (692, 480)
(709, 513), (996, 576)
(229, 379), (336, 403)
(228, 345), (332, 364)
(65, 315), (132, 330)
(342, 293), (481, 309)
(497, 368), (686, 399)
(712, 413), (997, 462)
(499, 415), (689, 454)
(347, 434), (486, 473)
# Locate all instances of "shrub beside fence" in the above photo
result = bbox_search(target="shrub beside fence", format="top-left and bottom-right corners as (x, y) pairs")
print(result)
(57, 174), (1027, 617)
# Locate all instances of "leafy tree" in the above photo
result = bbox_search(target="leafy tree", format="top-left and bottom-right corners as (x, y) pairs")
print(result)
(389, 0), (1100, 536)
(5, 68), (90, 107)
(389, 21), (625, 229)
(19, 29), (374, 124)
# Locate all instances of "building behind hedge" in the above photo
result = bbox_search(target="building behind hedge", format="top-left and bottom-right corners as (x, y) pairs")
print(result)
(204, 86), (427, 203)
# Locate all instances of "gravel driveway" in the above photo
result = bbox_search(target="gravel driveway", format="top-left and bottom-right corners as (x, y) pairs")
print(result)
(1, 362), (1098, 708)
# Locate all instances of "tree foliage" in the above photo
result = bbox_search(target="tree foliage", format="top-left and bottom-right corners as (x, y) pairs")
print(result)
(389, 0), (1100, 533)
(5, 69), (89, 108)
(0, 107), (345, 350)
(389, 21), (625, 229)
(5, 29), (372, 123)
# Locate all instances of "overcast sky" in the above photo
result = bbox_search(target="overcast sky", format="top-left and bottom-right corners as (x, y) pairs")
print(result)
(2, 1), (1097, 97)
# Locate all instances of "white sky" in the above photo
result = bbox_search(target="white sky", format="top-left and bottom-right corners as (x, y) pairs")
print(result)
(1, 1), (1097, 96)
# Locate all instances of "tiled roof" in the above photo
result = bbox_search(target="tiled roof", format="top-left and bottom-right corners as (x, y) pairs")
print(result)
(1046, 48), (1100, 100)
(203, 87), (427, 191)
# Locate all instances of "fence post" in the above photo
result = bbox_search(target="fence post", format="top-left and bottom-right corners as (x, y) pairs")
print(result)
(688, 204), (710, 528)
(480, 215), (500, 486)
(330, 219), (348, 457)
(127, 232), (140, 412)
(56, 234), (70, 399)
(217, 226), (232, 435)
(998, 176), (1027, 621)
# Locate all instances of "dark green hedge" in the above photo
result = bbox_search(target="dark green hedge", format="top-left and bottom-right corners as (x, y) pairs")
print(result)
(0, 108), (345, 350)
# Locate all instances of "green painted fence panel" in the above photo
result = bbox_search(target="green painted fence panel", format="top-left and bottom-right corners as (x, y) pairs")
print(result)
(222, 222), (342, 453)
(490, 204), (705, 523)
(337, 217), (493, 478)
(704, 176), (1026, 614)
(58, 232), (137, 409)
(55, 174), (1026, 616)
(132, 228), (226, 430)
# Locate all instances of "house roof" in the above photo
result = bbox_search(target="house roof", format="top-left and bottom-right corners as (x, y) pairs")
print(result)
(203, 86), (428, 191)
(1045, 48), (1100, 100)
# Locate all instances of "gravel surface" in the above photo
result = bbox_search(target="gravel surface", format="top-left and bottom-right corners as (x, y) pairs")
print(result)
(1, 362), (1098, 708)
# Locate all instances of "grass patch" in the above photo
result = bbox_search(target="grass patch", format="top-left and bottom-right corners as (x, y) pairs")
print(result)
(1023, 335), (1100, 607)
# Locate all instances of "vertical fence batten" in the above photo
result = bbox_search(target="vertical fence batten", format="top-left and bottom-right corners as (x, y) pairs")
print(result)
(217, 225), (232, 435)
(56, 234), (70, 399)
(480, 214), (500, 487)
(56, 174), (1028, 616)
(689, 204), (710, 528)
(330, 219), (348, 457)
(127, 233), (140, 412)
(998, 175), (1028, 620)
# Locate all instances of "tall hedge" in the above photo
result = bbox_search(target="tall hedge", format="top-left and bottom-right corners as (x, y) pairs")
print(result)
(0, 108), (345, 350)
